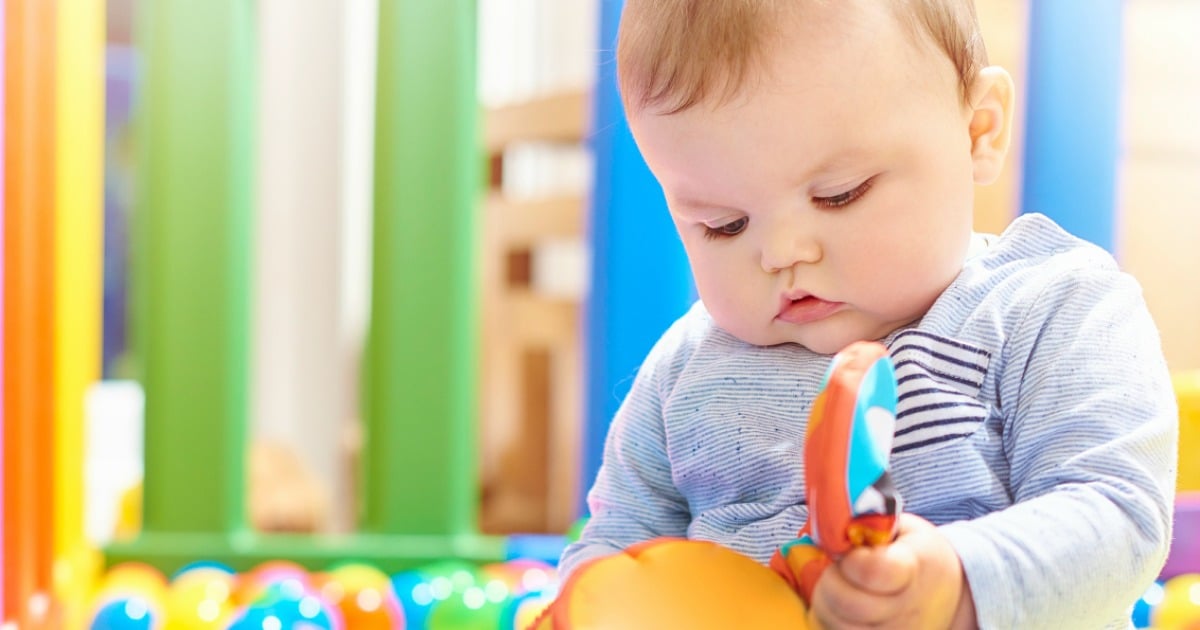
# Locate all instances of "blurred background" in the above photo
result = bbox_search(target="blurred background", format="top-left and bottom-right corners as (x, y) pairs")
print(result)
(3, 0), (1199, 628)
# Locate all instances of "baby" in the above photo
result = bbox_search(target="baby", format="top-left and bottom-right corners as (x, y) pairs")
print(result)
(561, 1), (1179, 628)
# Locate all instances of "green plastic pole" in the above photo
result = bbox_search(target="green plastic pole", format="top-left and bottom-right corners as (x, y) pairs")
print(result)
(364, 0), (479, 536)
(131, 0), (255, 535)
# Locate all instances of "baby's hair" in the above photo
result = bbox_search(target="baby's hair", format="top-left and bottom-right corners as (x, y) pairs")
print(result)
(617, 0), (989, 114)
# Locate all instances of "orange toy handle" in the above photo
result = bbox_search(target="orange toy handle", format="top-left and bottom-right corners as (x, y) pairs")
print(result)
(772, 341), (901, 604)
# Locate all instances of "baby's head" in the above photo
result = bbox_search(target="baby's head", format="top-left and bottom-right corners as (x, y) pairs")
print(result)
(617, 0), (1014, 354)
(618, 0), (989, 115)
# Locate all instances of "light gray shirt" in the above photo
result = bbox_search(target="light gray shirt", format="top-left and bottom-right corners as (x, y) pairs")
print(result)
(561, 213), (1178, 629)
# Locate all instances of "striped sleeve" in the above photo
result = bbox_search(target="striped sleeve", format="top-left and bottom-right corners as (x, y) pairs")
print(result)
(939, 267), (1178, 629)
(558, 316), (694, 577)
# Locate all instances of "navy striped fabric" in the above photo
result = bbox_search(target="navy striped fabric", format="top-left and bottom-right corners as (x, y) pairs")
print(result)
(561, 214), (1177, 629)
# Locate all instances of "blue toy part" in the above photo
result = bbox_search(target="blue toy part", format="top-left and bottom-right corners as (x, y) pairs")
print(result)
(844, 356), (898, 513)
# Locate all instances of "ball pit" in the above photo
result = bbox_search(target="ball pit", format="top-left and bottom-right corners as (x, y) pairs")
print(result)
(90, 557), (559, 630)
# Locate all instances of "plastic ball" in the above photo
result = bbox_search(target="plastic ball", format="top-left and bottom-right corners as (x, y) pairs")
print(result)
(96, 563), (169, 603)
(225, 606), (286, 630)
(566, 517), (588, 543)
(425, 581), (507, 630)
(324, 563), (391, 593)
(171, 561), (235, 579)
(1154, 573), (1200, 630)
(390, 570), (436, 630)
(261, 592), (340, 630)
(418, 561), (481, 598)
(482, 559), (556, 597)
(237, 560), (312, 605)
(163, 568), (238, 629)
(315, 564), (402, 630)
(1132, 580), (1164, 628)
(90, 596), (160, 630)
(229, 580), (342, 630)
(502, 589), (555, 630)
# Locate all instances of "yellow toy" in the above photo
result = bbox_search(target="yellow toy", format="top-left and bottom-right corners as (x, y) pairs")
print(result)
(529, 538), (809, 629)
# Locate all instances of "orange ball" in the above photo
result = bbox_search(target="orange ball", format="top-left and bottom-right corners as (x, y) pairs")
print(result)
(316, 563), (403, 630)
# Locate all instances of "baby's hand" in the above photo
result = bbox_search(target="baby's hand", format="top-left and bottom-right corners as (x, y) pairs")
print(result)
(807, 514), (976, 629)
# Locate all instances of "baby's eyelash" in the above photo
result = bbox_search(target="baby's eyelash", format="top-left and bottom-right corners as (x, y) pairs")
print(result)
(813, 177), (876, 208)
(703, 217), (749, 240)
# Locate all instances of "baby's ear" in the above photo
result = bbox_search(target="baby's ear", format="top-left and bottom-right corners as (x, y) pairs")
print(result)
(967, 66), (1015, 185)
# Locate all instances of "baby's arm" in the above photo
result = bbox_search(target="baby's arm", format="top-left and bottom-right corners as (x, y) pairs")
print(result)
(559, 332), (692, 577)
(937, 269), (1177, 628)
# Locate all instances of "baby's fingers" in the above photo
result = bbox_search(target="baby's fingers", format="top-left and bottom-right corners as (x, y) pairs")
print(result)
(838, 543), (917, 595)
(810, 561), (906, 628)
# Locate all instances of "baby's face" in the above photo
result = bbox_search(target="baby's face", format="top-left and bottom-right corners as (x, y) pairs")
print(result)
(630, 3), (981, 354)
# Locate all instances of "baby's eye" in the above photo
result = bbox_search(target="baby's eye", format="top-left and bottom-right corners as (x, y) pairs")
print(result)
(813, 177), (875, 209)
(704, 217), (749, 240)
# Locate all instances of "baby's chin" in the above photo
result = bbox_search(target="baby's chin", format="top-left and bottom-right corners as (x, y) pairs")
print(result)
(737, 321), (897, 356)
(720, 324), (851, 356)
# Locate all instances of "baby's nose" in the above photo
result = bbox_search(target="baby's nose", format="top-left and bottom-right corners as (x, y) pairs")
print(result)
(760, 218), (822, 272)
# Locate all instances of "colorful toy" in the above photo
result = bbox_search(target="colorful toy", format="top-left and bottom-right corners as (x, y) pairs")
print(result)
(99, 0), (506, 580)
(529, 341), (899, 628)
(772, 340), (900, 603)
(529, 538), (809, 629)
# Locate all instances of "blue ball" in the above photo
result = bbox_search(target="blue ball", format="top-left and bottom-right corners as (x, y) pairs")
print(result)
(392, 569), (437, 629)
(499, 590), (548, 630)
(1131, 580), (1164, 628)
(90, 597), (158, 630)
(227, 606), (284, 630)
(230, 581), (338, 630)
(171, 560), (235, 579)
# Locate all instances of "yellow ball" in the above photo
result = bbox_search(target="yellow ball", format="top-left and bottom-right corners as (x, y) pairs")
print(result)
(95, 562), (169, 604)
(1153, 573), (1200, 629)
(163, 568), (237, 630)
(513, 591), (555, 629)
(315, 563), (392, 607)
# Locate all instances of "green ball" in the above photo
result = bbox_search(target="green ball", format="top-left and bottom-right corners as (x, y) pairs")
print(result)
(416, 560), (482, 601)
(566, 517), (589, 543)
(425, 581), (508, 630)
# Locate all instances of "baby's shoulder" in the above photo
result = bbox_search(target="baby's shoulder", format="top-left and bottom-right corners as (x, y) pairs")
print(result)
(951, 213), (1127, 312)
(977, 212), (1117, 277)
